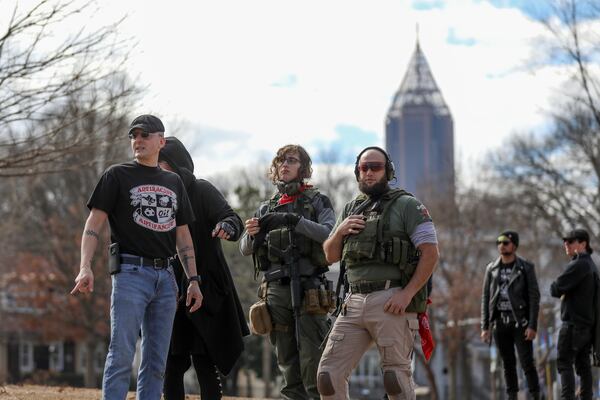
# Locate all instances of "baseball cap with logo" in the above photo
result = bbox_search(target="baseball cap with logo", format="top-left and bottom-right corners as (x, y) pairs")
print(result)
(497, 230), (519, 247)
(128, 114), (165, 136)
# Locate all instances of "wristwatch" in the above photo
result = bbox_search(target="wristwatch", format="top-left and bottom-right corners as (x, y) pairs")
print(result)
(188, 275), (202, 284)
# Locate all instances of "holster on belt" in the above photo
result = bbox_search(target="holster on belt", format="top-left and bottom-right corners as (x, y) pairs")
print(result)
(108, 243), (121, 275)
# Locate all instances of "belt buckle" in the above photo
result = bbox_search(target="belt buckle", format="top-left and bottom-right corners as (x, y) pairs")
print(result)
(152, 258), (161, 270)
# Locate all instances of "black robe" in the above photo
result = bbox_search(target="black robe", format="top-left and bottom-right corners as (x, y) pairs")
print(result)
(161, 138), (249, 375)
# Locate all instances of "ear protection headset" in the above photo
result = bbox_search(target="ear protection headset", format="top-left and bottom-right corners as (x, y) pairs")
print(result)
(353, 146), (395, 181)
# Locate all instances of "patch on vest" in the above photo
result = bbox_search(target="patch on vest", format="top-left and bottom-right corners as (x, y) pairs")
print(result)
(417, 204), (431, 220)
(129, 185), (178, 232)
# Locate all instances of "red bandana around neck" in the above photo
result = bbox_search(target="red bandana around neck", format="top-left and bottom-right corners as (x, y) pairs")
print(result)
(278, 184), (312, 205)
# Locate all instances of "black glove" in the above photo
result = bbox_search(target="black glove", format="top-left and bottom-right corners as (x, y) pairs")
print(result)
(252, 213), (301, 253)
(259, 212), (301, 232)
(212, 221), (236, 238)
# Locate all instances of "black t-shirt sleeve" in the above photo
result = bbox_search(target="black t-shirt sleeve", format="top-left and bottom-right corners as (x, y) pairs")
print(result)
(175, 179), (195, 226)
(87, 167), (119, 213)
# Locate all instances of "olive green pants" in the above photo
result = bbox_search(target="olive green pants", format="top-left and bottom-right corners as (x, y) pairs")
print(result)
(267, 281), (330, 400)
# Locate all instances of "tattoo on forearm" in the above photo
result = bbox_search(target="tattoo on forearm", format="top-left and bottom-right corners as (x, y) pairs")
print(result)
(178, 245), (193, 253)
(181, 254), (196, 277)
(84, 230), (100, 240)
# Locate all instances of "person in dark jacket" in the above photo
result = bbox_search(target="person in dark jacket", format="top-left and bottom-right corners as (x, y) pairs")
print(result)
(551, 228), (598, 400)
(159, 137), (250, 400)
(481, 231), (541, 400)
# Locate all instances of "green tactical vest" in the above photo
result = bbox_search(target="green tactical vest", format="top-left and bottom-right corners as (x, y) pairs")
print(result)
(256, 188), (329, 271)
(341, 189), (428, 313)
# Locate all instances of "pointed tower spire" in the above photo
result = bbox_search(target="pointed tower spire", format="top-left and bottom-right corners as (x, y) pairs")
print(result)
(385, 35), (455, 200)
(387, 39), (450, 117)
(416, 23), (420, 49)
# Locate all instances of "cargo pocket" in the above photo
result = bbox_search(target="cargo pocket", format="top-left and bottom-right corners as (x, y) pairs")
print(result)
(324, 333), (345, 356)
(378, 338), (400, 365)
(378, 319), (419, 364)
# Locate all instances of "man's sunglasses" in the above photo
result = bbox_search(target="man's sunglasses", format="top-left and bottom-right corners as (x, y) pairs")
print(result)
(358, 162), (385, 173)
(496, 240), (511, 246)
(128, 131), (161, 139)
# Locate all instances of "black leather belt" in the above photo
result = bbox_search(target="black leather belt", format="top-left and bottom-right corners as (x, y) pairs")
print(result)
(120, 255), (172, 269)
(349, 280), (402, 294)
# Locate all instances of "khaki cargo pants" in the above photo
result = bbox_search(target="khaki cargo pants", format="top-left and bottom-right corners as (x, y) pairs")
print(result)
(317, 287), (419, 400)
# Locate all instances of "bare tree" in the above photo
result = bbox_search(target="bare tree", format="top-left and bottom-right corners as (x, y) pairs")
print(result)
(312, 148), (356, 213)
(492, 0), (600, 241)
(423, 187), (506, 400)
(0, 75), (137, 386)
(0, 0), (134, 177)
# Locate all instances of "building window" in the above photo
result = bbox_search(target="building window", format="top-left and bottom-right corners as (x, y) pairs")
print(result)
(49, 342), (64, 372)
(19, 341), (33, 374)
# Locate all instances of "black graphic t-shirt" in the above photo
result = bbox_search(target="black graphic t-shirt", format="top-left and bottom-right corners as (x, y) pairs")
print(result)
(497, 261), (515, 313)
(87, 161), (195, 259)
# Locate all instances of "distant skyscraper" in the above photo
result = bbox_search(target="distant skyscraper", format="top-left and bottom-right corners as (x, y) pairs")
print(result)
(385, 40), (455, 201)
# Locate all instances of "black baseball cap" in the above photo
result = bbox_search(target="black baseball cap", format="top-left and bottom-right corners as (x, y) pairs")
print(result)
(563, 228), (593, 254)
(497, 231), (519, 247)
(128, 114), (165, 135)
(562, 228), (590, 242)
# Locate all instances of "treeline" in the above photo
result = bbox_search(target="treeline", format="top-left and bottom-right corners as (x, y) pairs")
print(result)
(0, 1), (599, 399)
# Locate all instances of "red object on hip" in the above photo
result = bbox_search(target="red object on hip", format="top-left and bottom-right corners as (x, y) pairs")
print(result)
(418, 298), (435, 361)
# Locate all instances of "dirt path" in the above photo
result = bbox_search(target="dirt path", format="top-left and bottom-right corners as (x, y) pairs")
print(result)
(0, 385), (269, 400)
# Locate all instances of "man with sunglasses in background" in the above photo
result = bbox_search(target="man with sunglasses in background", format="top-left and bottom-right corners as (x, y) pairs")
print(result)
(317, 146), (439, 400)
(551, 229), (598, 400)
(481, 231), (541, 400)
(71, 115), (202, 400)
(240, 144), (335, 400)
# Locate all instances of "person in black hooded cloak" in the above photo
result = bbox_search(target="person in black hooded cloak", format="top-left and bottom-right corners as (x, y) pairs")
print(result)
(159, 136), (249, 400)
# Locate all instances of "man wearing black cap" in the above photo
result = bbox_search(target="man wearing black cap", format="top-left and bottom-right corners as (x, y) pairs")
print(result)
(551, 228), (598, 400)
(71, 115), (203, 400)
(481, 231), (541, 400)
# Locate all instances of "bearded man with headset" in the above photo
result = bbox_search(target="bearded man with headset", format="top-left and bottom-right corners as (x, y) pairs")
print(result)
(316, 146), (439, 400)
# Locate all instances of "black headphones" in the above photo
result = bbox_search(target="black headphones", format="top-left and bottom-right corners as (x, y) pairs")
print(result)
(353, 146), (395, 181)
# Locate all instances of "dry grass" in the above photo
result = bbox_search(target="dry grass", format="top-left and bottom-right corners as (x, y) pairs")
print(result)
(0, 385), (269, 400)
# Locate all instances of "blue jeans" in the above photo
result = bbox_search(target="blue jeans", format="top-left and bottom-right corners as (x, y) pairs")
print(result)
(102, 258), (178, 400)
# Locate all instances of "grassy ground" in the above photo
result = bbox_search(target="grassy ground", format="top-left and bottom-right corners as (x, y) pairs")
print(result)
(0, 385), (269, 400)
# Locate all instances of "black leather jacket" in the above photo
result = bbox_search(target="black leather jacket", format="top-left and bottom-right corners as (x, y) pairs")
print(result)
(481, 256), (540, 331)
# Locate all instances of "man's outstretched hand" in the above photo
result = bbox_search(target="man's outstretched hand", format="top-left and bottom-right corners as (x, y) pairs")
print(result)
(71, 266), (94, 294)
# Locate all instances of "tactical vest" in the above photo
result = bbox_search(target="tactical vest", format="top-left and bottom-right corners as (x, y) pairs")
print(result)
(256, 189), (329, 272)
(341, 189), (428, 312)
